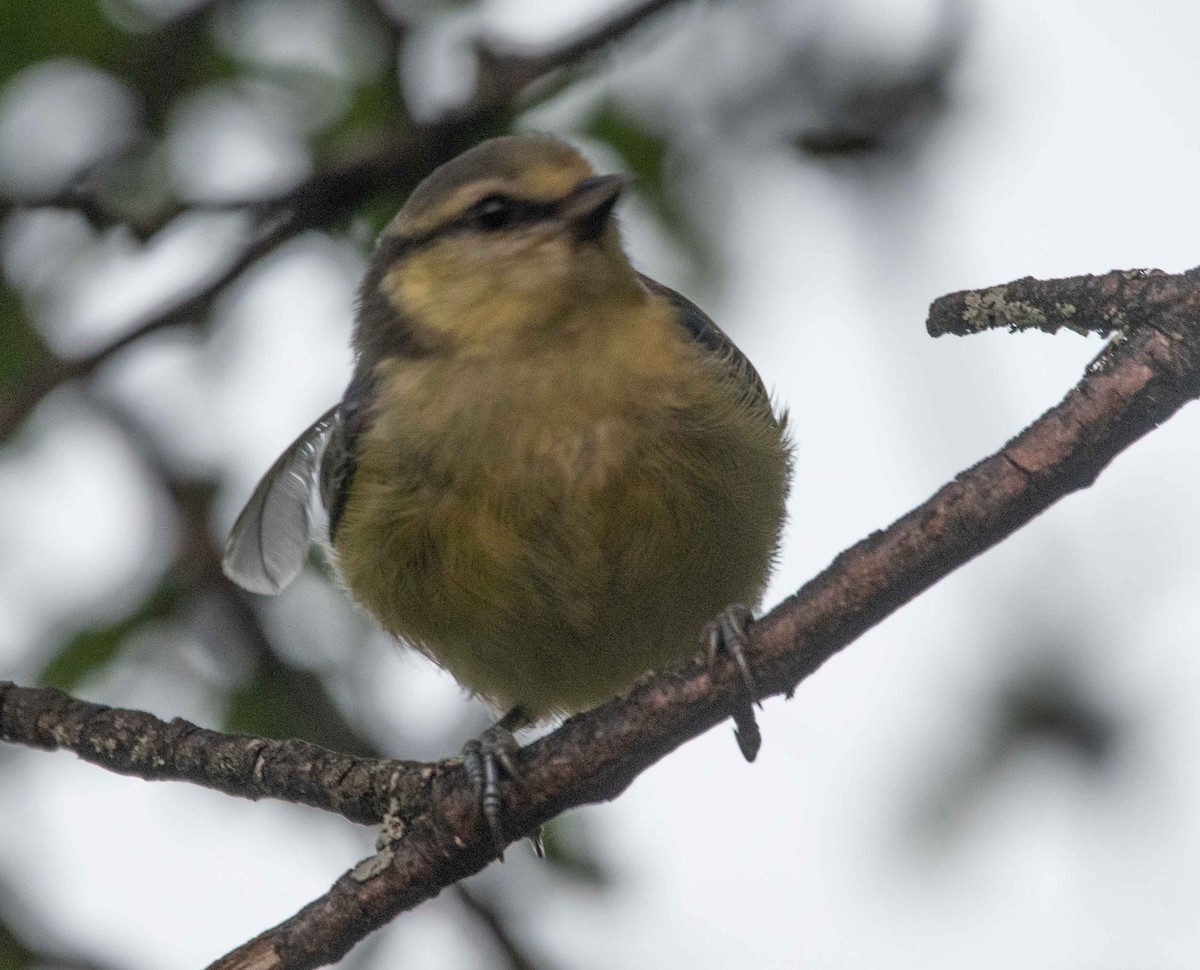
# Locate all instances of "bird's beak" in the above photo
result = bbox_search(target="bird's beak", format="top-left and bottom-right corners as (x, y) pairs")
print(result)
(562, 173), (634, 242)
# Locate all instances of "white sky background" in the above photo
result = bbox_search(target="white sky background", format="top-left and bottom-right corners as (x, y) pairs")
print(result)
(3, 0), (1200, 967)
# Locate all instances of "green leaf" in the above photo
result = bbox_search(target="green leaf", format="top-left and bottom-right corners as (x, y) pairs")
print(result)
(316, 75), (408, 156)
(0, 0), (126, 82)
(0, 286), (48, 395)
(0, 0), (241, 128)
(39, 576), (183, 690)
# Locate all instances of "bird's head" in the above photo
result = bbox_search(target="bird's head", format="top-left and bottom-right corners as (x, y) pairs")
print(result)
(356, 134), (640, 358)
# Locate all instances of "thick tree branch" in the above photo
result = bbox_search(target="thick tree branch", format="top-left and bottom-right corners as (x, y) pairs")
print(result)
(4, 266), (1199, 967)
(0, 0), (690, 445)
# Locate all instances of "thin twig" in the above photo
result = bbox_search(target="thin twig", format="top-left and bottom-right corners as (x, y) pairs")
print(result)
(474, 0), (685, 104)
(0, 212), (302, 442)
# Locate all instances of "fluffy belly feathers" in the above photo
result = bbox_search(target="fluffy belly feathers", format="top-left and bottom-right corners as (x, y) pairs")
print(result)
(333, 343), (789, 718)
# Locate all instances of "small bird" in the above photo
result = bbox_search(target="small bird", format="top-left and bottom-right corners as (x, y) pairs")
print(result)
(223, 133), (791, 851)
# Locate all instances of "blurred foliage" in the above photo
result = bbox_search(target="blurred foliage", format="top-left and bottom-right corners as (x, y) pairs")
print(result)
(1, 1), (127, 82)
(0, 286), (46, 394)
(791, 61), (954, 161)
(225, 650), (376, 756)
(0, 919), (33, 970)
(353, 185), (413, 243)
(316, 71), (408, 156)
(1, 0), (241, 129)
(907, 650), (1125, 853)
(582, 99), (709, 271)
(38, 575), (184, 690)
(0, 890), (120, 970)
(539, 815), (611, 888)
(997, 664), (1119, 767)
(791, 1), (965, 160)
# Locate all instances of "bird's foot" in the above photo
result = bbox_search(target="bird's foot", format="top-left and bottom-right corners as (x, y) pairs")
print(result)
(462, 706), (528, 859)
(701, 603), (763, 762)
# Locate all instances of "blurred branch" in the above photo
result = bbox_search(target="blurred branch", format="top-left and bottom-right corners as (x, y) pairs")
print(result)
(793, 0), (968, 158)
(473, 0), (684, 104)
(0, 0), (690, 445)
(5, 266), (1200, 966)
(454, 886), (546, 970)
(0, 183), (138, 233)
(0, 212), (301, 443)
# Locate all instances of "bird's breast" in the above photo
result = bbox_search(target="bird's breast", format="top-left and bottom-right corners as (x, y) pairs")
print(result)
(362, 315), (686, 491)
(330, 310), (789, 717)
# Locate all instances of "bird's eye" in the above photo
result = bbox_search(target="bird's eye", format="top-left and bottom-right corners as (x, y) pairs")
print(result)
(473, 195), (517, 231)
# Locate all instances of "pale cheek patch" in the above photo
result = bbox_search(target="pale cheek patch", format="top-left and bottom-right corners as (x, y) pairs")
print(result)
(383, 261), (423, 318)
(378, 226), (597, 349)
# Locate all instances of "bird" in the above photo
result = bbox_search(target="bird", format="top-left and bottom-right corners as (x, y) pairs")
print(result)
(222, 133), (792, 853)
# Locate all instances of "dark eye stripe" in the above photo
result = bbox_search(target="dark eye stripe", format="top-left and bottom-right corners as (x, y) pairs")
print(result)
(471, 194), (559, 231)
(489, 197), (557, 225)
(377, 195), (562, 262)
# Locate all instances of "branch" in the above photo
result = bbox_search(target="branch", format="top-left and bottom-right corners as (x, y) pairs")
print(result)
(0, 680), (407, 824)
(454, 886), (547, 970)
(926, 266), (1195, 337)
(91, 395), (381, 756)
(473, 0), (684, 103)
(4, 266), (1198, 966)
(0, 212), (301, 443)
(205, 265), (1200, 968)
(0, 0), (691, 445)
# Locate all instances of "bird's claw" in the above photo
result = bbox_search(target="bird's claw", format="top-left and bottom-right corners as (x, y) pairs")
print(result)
(462, 722), (524, 859)
(701, 602), (763, 762)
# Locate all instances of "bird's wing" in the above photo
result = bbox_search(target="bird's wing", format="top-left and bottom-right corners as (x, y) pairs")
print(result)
(638, 274), (777, 422)
(639, 274), (776, 423)
(319, 372), (377, 543)
(222, 407), (336, 595)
